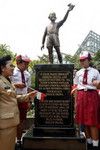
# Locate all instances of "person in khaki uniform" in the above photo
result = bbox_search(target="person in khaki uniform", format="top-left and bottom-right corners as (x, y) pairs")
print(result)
(0, 55), (37, 150)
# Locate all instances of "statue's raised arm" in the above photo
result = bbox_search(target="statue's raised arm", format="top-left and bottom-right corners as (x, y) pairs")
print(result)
(57, 3), (75, 28)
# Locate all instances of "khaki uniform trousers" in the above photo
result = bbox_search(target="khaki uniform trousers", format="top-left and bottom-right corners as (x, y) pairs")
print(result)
(0, 126), (17, 150)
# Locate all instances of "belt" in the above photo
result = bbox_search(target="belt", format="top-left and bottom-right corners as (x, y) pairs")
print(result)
(78, 89), (96, 91)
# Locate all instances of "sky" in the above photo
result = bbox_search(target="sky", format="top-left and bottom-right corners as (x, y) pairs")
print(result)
(0, 0), (100, 59)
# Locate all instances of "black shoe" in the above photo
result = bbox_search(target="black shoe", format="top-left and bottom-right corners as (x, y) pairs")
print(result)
(16, 140), (22, 149)
(87, 143), (93, 150)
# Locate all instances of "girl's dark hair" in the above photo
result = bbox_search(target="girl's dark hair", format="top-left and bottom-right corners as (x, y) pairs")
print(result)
(0, 55), (11, 74)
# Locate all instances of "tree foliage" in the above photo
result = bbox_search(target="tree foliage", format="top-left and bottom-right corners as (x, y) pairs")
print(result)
(92, 50), (100, 69)
(63, 54), (80, 69)
(0, 44), (14, 57)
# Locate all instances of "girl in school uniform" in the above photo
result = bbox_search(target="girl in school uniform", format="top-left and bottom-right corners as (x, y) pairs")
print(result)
(74, 51), (100, 150)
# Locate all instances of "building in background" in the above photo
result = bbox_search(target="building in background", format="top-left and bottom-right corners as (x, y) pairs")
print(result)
(75, 30), (100, 55)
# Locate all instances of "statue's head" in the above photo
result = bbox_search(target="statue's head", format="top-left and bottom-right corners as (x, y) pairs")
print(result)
(48, 12), (57, 21)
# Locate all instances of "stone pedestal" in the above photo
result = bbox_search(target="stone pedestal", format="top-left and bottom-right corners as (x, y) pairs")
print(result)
(22, 64), (86, 150)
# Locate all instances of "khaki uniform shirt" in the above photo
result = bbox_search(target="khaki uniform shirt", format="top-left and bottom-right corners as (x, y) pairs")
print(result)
(0, 75), (29, 129)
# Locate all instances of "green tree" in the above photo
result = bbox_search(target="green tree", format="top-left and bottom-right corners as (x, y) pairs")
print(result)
(37, 54), (49, 64)
(0, 44), (14, 57)
(28, 54), (49, 88)
(93, 50), (100, 69)
(64, 53), (80, 69)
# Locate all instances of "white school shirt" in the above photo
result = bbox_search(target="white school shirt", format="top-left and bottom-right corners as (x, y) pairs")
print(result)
(11, 67), (31, 94)
(74, 67), (100, 90)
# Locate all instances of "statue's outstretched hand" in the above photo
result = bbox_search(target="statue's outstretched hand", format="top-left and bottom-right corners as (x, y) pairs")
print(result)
(41, 45), (44, 50)
(68, 3), (75, 11)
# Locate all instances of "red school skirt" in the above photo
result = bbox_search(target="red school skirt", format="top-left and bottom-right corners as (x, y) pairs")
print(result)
(75, 90), (100, 126)
(97, 91), (100, 128)
(18, 102), (29, 121)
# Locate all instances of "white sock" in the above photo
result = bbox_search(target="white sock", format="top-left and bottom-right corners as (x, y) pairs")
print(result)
(92, 140), (99, 147)
(86, 138), (92, 144)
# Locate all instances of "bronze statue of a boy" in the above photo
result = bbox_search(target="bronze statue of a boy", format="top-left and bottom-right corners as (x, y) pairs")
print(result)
(41, 3), (75, 64)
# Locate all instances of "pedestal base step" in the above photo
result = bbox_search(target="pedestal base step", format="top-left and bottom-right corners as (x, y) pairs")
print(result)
(22, 128), (86, 150)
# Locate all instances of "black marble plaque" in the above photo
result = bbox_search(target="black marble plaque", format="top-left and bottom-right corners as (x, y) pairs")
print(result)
(34, 64), (74, 128)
